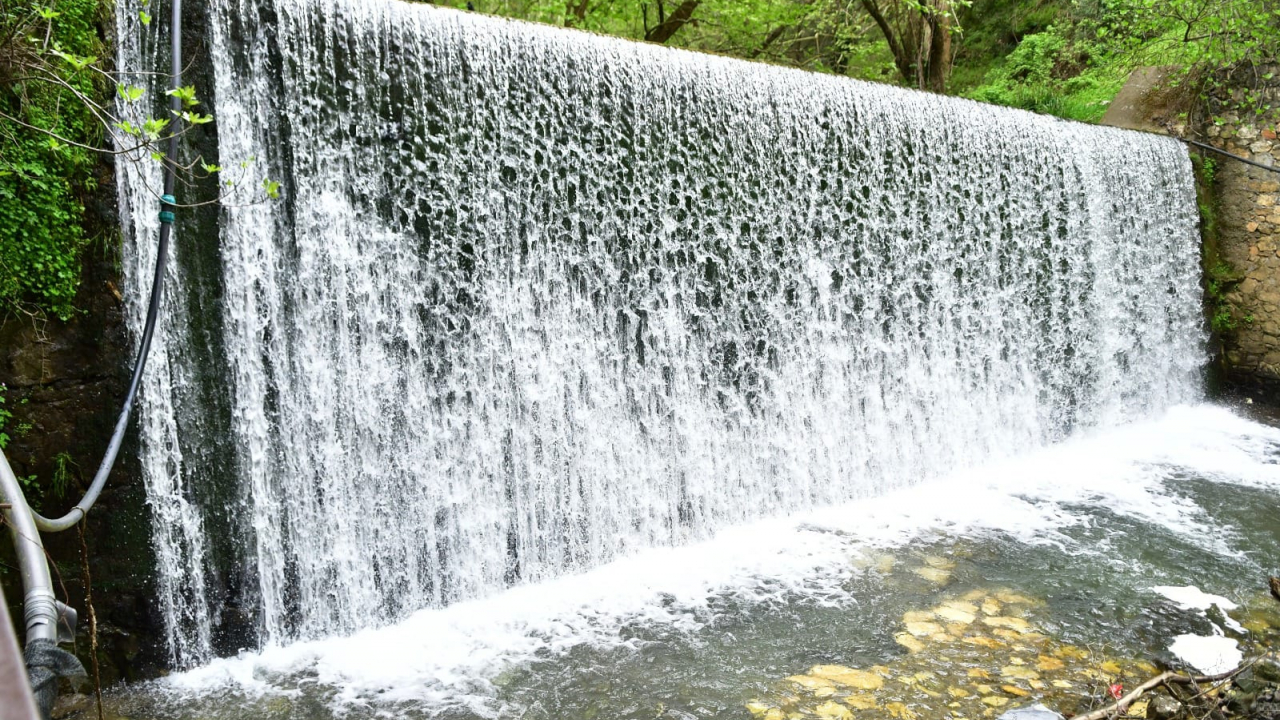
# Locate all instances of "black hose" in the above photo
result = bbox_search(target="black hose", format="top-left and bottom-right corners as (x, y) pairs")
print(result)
(1182, 137), (1280, 175)
(32, 0), (182, 533)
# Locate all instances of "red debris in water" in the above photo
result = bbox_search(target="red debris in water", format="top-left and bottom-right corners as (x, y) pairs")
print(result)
(1109, 684), (1124, 700)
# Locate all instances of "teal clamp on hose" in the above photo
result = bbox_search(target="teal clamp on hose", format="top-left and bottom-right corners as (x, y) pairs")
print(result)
(158, 194), (176, 224)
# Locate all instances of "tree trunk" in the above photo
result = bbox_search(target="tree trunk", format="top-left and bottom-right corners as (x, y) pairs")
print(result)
(860, 0), (914, 84)
(924, 0), (951, 92)
(565, 0), (590, 27)
(645, 0), (700, 43)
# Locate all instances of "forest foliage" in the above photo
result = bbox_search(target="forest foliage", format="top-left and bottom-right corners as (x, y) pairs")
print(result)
(1, 0), (1278, 319)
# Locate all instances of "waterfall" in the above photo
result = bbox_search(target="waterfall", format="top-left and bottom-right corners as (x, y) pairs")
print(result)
(119, 0), (1204, 668)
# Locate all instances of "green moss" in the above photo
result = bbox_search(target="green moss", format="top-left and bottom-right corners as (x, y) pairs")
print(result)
(0, 0), (108, 320)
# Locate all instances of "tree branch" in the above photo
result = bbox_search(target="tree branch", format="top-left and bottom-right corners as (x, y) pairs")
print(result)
(860, 0), (912, 81)
(645, 0), (699, 43)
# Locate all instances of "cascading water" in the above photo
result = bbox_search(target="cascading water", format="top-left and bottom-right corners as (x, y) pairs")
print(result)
(119, 0), (1204, 669)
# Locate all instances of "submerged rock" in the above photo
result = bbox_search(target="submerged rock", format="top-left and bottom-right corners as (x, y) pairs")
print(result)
(1145, 693), (1181, 720)
(749, 587), (1160, 720)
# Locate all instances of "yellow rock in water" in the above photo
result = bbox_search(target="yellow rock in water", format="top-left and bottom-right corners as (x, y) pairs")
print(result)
(943, 600), (980, 613)
(996, 590), (1036, 605)
(948, 686), (973, 698)
(746, 702), (771, 716)
(810, 665), (885, 691)
(1029, 680), (1046, 690)
(904, 611), (937, 624)
(914, 567), (952, 583)
(1009, 656), (1026, 665)
(968, 669), (993, 679)
(923, 556), (956, 570)
(845, 694), (879, 710)
(1001, 666), (1041, 681)
(1052, 680), (1073, 689)
(964, 636), (1004, 649)
(935, 605), (977, 624)
(962, 589), (989, 601)
(976, 684), (995, 694)
(1054, 645), (1088, 660)
(906, 621), (945, 637)
(887, 702), (918, 720)
(895, 632), (926, 653)
(1136, 662), (1158, 675)
(983, 696), (1011, 707)
(1128, 700), (1149, 717)
(947, 623), (970, 636)
(876, 555), (897, 574)
(764, 710), (785, 720)
(786, 675), (835, 691)
(982, 616), (1031, 632)
(815, 686), (837, 698)
(816, 700), (853, 720)
(982, 599), (1003, 615)
(931, 633), (952, 644)
(1002, 685), (1031, 697)
(1036, 656), (1065, 671)
(1100, 661), (1124, 676)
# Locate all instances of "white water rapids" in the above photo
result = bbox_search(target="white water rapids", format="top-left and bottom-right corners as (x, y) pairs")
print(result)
(116, 0), (1204, 672)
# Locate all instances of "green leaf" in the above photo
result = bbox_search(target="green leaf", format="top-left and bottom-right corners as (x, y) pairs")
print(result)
(262, 178), (281, 199)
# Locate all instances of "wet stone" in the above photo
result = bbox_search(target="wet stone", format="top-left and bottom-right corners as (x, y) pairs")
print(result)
(748, 587), (1158, 720)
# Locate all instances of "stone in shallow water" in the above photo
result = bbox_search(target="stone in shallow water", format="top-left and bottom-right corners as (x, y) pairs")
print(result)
(896, 632), (927, 652)
(984, 695), (1011, 707)
(915, 567), (952, 583)
(1001, 666), (1041, 681)
(1099, 661), (1123, 675)
(746, 701), (771, 715)
(787, 675), (835, 691)
(936, 605), (978, 624)
(965, 636), (1005, 649)
(906, 623), (942, 638)
(845, 694), (878, 710)
(810, 665), (884, 690)
(887, 701), (918, 719)
(996, 591), (1036, 605)
(815, 700), (853, 719)
(984, 616), (1031, 632)
(1036, 656), (1065, 671)
(982, 599), (1003, 615)
(1003, 685), (1031, 697)
(905, 610), (938, 623)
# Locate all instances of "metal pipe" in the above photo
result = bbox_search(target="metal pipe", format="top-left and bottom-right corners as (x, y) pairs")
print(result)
(31, 0), (183, 533)
(0, 584), (41, 720)
(0, 451), (57, 645)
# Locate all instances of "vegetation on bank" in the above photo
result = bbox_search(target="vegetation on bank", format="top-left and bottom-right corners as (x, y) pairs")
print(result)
(0, 0), (107, 321)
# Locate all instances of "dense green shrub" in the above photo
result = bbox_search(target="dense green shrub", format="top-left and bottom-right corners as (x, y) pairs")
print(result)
(0, 0), (106, 320)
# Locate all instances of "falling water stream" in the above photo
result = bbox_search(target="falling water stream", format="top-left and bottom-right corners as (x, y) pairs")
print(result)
(98, 1), (1280, 718)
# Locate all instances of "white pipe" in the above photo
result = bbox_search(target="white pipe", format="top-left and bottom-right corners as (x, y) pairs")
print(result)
(0, 450), (57, 645)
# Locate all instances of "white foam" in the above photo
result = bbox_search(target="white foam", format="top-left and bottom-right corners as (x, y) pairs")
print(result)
(1169, 634), (1243, 675)
(1152, 585), (1245, 634)
(155, 404), (1280, 714)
